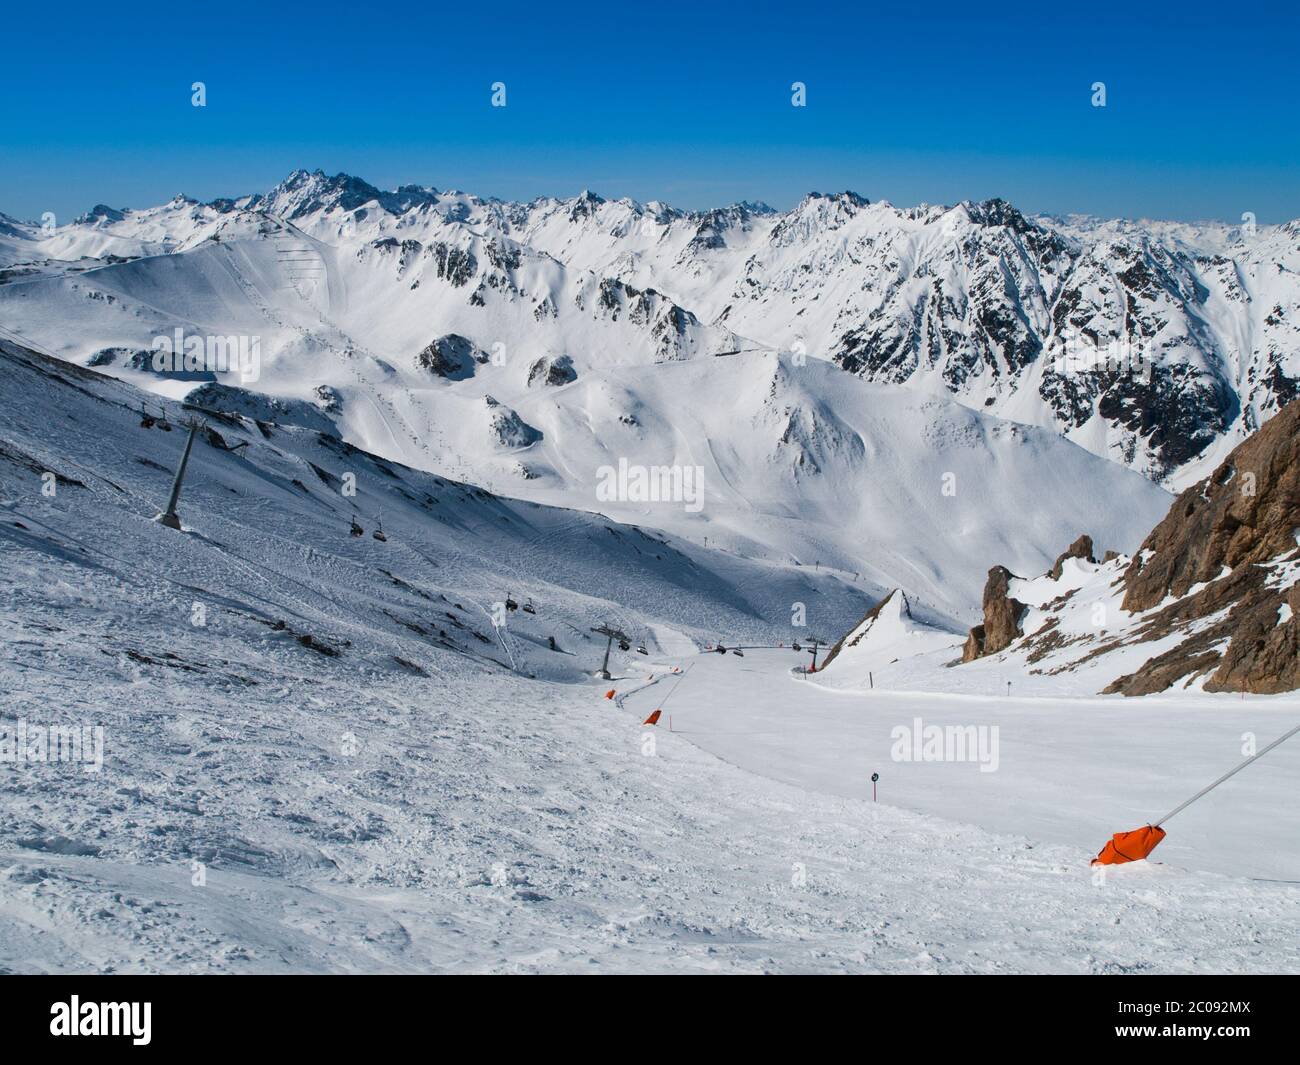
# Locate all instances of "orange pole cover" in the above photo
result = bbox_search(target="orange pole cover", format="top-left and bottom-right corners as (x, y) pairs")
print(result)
(1091, 824), (1166, 865)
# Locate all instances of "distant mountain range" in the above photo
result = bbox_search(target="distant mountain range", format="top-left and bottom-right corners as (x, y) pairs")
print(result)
(9, 169), (1296, 622)
(4, 169), (1296, 490)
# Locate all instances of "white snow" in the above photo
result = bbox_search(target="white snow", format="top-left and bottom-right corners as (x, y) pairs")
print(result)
(2, 339), (1297, 974)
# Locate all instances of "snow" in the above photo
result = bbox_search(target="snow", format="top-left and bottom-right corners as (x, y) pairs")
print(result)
(626, 649), (1300, 884)
(6, 171), (1300, 501)
(3, 174), (1298, 975)
(2, 339), (1297, 974)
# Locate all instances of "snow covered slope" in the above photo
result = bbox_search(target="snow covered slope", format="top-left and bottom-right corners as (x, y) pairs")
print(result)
(6, 170), (1297, 493)
(630, 647), (1300, 885)
(0, 338), (875, 673)
(3, 338), (1298, 973)
(0, 175), (1179, 623)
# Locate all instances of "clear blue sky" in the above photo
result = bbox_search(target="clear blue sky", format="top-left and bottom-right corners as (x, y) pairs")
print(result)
(3, 0), (1296, 224)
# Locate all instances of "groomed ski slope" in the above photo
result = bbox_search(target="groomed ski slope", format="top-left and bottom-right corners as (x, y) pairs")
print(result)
(617, 649), (1300, 884)
(2, 341), (1297, 974)
(5, 630), (1299, 973)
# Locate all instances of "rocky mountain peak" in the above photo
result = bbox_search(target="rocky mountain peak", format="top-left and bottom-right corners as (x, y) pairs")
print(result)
(77, 204), (127, 225)
(964, 197), (1035, 234)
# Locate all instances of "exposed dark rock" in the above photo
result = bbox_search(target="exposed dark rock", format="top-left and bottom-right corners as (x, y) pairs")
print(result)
(962, 566), (1027, 662)
(483, 396), (541, 449)
(1102, 399), (1300, 694)
(415, 334), (484, 380)
(1050, 534), (1095, 579)
(426, 242), (477, 287)
(1122, 399), (1300, 613)
(313, 384), (342, 414)
(526, 354), (577, 388)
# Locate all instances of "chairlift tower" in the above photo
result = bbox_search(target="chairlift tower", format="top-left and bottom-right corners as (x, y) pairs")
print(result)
(806, 636), (828, 672)
(590, 624), (630, 680)
(157, 417), (204, 531)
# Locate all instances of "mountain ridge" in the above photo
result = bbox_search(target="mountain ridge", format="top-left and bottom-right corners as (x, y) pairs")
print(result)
(5, 167), (1292, 491)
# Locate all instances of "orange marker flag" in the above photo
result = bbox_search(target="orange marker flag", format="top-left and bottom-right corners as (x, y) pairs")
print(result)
(604, 690), (616, 700)
(643, 710), (661, 726)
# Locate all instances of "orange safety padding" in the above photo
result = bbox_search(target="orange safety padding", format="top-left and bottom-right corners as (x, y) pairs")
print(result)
(643, 710), (661, 726)
(604, 690), (616, 700)
(1091, 824), (1166, 865)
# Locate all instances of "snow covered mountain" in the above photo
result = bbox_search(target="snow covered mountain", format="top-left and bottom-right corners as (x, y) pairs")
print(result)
(5, 169), (1296, 496)
(0, 170), (1195, 625)
(5, 334), (1300, 975)
(0, 336), (879, 669)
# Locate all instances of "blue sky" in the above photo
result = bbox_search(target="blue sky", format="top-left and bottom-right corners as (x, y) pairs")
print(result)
(3, 0), (1297, 223)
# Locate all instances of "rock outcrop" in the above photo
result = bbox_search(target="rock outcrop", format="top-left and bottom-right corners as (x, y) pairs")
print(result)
(961, 566), (1027, 662)
(1121, 400), (1300, 613)
(1103, 398), (1300, 694)
(526, 354), (577, 388)
(1049, 534), (1095, 579)
(415, 334), (485, 380)
(483, 396), (542, 450)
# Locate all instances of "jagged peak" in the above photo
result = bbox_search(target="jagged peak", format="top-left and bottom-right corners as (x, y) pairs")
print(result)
(75, 204), (128, 225)
(798, 189), (869, 210)
(264, 169), (441, 219)
(961, 197), (1036, 234)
